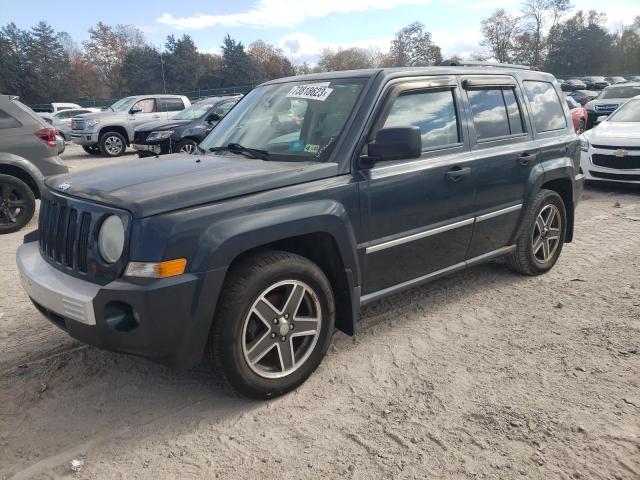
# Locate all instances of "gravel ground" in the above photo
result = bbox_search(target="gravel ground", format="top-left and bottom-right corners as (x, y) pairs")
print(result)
(1, 144), (639, 479)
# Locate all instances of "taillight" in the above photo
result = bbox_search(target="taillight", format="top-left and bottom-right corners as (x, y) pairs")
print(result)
(34, 128), (58, 148)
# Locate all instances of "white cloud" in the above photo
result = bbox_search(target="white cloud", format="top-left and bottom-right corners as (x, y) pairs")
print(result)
(431, 26), (485, 57)
(157, 0), (432, 30)
(277, 33), (393, 59)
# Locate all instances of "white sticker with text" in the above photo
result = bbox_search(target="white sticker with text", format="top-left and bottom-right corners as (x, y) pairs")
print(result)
(287, 82), (333, 102)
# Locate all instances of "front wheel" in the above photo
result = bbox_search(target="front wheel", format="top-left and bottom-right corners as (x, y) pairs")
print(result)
(99, 131), (126, 157)
(208, 252), (335, 399)
(175, 139), (198, 154)
(507, 189), (567, 276)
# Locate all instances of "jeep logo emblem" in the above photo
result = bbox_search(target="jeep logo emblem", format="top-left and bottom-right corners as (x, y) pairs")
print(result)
(613, 149), (627, 158)
(57, 182), (71, 191)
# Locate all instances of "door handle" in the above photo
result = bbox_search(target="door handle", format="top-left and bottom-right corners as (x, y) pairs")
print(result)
(445, 166), (471, 182)
(152, 114), (160, 119)
(518, 152), (537, 165)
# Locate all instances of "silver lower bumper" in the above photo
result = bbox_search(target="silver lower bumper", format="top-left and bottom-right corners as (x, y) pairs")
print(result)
(17, 242), (100, 325)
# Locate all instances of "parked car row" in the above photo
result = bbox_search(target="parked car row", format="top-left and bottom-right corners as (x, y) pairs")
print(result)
(558, 75), (640, 93)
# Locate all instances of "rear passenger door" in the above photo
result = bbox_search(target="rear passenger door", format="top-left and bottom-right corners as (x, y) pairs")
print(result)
(360, 77), (477, 296)
(461, 76), (539, 258)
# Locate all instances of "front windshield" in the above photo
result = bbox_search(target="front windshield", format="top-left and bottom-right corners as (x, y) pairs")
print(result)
(607, 99), (640, 122)
(600, 85), (640, 99)
(109, 97), (136, 112)
(200, 79), (366, 161)
(173, 102), (215, 120)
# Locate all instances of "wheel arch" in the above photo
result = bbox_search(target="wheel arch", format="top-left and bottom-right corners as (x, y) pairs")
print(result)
(99, 125), (130, 145)
(193, 202), (361, 336)
(0, 157), (43, 199)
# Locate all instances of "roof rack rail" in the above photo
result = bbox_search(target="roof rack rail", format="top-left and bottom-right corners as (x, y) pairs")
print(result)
(440, 59), (532, 70)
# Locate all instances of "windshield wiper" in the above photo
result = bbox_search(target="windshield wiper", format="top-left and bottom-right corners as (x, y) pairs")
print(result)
(208, 143), (270, 160)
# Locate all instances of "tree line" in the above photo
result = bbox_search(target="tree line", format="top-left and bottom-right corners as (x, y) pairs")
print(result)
(1, 4), (638, 105)
(479, 1), (640, 76)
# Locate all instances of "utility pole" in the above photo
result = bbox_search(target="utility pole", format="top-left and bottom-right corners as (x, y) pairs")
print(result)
(160, 54), (167, 94)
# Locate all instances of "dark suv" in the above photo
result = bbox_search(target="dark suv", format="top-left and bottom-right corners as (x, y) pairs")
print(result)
(16, 66), (583, 398)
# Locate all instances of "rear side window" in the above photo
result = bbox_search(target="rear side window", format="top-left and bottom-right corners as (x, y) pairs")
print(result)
(0, 109), (23, 129)
(382, 89), (460, 149)
(467, 88), (525, 140)
(159, 98), (186, 112)
(523, 81), (566, 132)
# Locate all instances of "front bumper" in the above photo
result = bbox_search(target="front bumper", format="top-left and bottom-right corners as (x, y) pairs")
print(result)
(71, 132), (98, 146)
(17, 241), (226, 367)
(132, 139), (172, 156)
(580, 150), (640, 184)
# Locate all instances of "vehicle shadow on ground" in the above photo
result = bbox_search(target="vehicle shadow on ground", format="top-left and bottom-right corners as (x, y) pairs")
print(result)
(1, 259), (528, 477)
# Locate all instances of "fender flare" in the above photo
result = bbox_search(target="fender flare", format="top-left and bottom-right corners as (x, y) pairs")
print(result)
(0, 152), (44, 197)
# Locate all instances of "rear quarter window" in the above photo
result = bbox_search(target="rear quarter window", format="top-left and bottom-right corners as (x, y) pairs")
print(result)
(523, 81), (566, 133)
(0, 109), (23, 129)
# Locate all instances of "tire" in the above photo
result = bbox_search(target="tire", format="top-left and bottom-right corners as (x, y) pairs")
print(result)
(82, 145), (102, 155)
(208, 251), (335, 399)
(0, 174), (36, 234)
(507, 189), (567, 276)
(99, 131), (126, 157)
(576, 119), (585, 135)
(175, 139), (198, 154)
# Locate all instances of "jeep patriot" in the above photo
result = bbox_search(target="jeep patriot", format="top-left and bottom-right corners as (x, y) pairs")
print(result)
(17, 66), (584, 398)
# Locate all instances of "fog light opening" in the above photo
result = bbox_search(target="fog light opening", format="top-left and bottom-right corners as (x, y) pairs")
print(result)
(104, 301), (140, 332)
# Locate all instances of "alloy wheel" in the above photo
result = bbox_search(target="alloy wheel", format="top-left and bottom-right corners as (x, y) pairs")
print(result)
(241, 280), (322, 379)
(532, 204), (561, 263)
(179, 143), (195, 154)
(104, 135), (124, 155)
(0, 183), (27, 226)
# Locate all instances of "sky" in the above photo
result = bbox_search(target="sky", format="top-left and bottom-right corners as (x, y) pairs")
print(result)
(2, 0), (640, 64)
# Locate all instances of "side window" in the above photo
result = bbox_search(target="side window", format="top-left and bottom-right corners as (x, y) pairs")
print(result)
(159, 98), (185, 112)
(467, 88), (525, 140)
(382, 89), (460, 149)
(0, 109), (22, 129)
(213, 100), (236, 116)
(523, 81), (566, 132)
(134, 98), (156, 113)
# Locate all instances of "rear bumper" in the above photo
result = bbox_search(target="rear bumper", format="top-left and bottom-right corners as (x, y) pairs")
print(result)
(17, 241), (226, 367)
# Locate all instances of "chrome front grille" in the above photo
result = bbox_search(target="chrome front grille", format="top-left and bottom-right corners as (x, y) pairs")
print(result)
(71, 118), (85, 130)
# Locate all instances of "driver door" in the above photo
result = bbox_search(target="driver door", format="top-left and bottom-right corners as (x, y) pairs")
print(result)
(128, 98), (159, 128)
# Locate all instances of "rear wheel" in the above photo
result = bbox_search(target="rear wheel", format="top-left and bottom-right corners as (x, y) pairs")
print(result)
(99, 131), (126, 157)
(507, 189), (566, 276)
(82, 145), (102, 155)
(208, 251), (335, 399)
(175, 139), (198, 154)
(0, 175), (36, 234)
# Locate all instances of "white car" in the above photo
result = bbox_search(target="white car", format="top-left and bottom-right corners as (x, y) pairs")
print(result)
(580, 96), (640, 184)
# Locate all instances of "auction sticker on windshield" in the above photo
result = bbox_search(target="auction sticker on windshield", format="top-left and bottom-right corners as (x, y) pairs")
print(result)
(287, 82), (333, 102)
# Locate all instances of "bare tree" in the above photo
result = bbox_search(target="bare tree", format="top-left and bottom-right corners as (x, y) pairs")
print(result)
(481, 9), (518, 63)
(389, 22), (442, 67)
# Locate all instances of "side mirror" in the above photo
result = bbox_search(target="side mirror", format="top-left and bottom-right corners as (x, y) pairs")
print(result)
(206, 112), (221, 123)
(362, 127), (422, 165)
(129, 105), (142, 114)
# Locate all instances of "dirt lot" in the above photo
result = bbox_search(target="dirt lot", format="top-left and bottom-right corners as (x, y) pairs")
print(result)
(1, 144), (639, 479)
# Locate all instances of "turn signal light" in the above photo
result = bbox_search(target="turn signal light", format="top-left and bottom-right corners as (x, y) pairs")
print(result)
(124, 258), (187, 278)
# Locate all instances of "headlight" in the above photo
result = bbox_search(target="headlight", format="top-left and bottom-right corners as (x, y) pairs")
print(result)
(86, 119), (100, 128)
(579, 137), (589, 152)
(146, 130), (174, 141)
(98, 215), (125, 264)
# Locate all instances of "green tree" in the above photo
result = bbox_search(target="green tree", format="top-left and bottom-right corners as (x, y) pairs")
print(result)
(0, 23), (28, 98)
(121, 45), (164, 95)
(23, 22), (71, 103)
(389, 22), (442, 67)
(220, 35), (255, 86)
(163, 34), (201, 92)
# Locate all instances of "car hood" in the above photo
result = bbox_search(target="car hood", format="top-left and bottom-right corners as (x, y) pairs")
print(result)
(584, 122), (640, 144)
(46, 154), (339, 218)
(135, 119), (192, 133)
